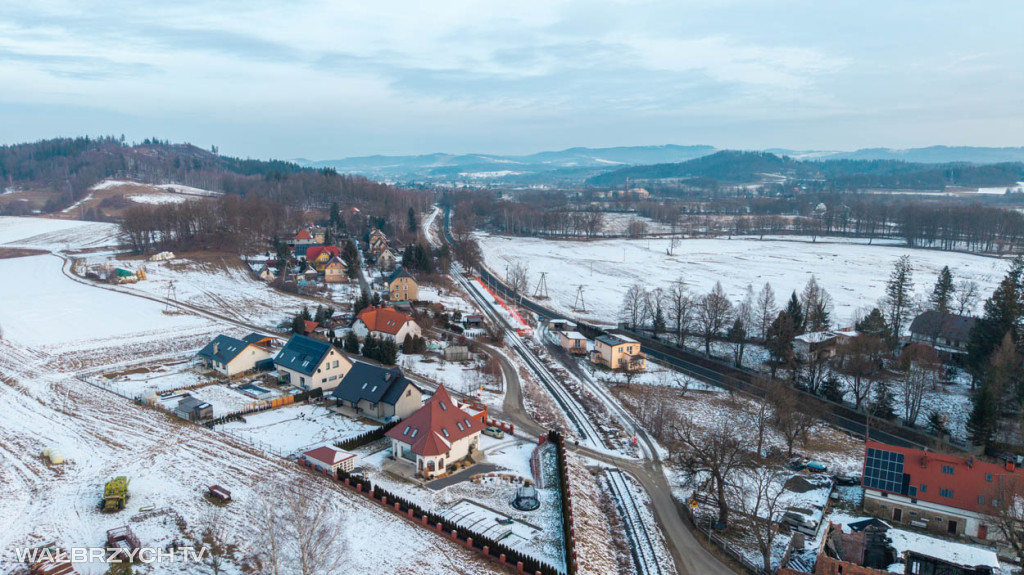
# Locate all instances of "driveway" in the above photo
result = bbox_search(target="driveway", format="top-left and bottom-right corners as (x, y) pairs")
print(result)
(426, 463), (501, 490)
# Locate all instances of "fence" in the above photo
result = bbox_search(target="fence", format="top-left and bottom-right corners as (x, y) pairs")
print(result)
(682, 505), (769, 575)
(206, 388), (323, 428)
(548, 430), (578, 575)
(334, 419), (400, 451)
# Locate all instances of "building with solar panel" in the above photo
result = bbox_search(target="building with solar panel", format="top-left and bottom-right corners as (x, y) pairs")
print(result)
(861, 440), (1022, 542)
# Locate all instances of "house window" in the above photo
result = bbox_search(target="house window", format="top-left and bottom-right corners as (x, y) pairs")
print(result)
(439, 401), (447, 411)
(941, 465), (955, 475)
(986, 473), (993, 482)
(978, 496), (985, 505)
(456, 422), (464, 431)
(940, 488), (954, 498)
(333, 360), (339, 368)
(920, 484), (927, 493)
(441, 428), (449, 437)
(403, 426), (410, 435)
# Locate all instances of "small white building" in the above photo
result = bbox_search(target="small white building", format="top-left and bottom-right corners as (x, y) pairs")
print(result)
(303, 445), (357, 474)
(558, 331), (589, 355)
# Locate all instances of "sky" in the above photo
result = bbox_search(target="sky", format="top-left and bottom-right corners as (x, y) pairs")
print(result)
(0, 1), (1021, 160)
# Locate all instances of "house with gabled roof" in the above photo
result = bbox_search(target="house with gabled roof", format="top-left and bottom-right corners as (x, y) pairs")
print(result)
(385, 385), (481, 479)
(291, 228), (315, 250)
(377, 248), (398, 271)
(303, 445), (356, 474)
(324, 255), (348, 283)
(352, 305), (421, 343)
(590, 333), (646, 371)
(195, 334), (274, 378)
(386, 267), (418, 301)
(330, 362), (422, 422)
(305, 245), (340, 271)
(274, 334), (352, 391)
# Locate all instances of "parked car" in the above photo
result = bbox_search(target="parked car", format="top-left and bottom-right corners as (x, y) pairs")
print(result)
(483, 427), (505, 439)
(806, 461), (828, 473)
(834, 474), (861, 486)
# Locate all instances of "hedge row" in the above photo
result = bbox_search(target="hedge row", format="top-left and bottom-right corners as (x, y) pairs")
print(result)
(548, 430), (577, 575)
(334, 419), (400, 451)
(336, 468), (560, 574)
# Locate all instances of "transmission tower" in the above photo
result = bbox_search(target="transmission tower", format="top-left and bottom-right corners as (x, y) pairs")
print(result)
(571, 285), (587, 312)
(165, 280), (178, 311)
(533, 272), (549, 299)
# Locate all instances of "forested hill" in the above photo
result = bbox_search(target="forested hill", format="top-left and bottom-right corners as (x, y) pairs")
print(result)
(586, 150), (1024, 189)
(0, 136), (420, 215)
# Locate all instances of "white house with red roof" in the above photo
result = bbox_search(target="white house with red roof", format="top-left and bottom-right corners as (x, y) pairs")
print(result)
(385, 385), (481, 479)
(352, 305), (421, 343)
(302, 445), (357, 474)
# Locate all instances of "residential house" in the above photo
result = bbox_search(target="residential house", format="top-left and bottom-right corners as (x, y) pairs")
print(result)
(242, 332), (278, 348)
(559, 331), (589, 355)
(909, 311), (976, 354)
(274, 334), (353, 391)
(331, 362), (423, 422)
(590, 334), (646, 371)
(861, 440), (1022, 541)
(310, 226), (326, 244)
(255, 265), (277, 282)
(291, 229), (315, 251)
(368, 229), (388, 254)
(463, 314), (485, 329)
(302, 445), (356, 474)
(385, 385), (482, 479)
(386, 267), (419, 301)
(377, 248), (398, 271)
(305, 246), (340, 271)
(324, 256), (348, 283)
(779, 520), (999, 575)
(195, 334), (274, 378)
(793, 330), (857, 361)
(174, 396), (213, 422)
(352, 306), (422, 343)
(546, 318), (577, 333)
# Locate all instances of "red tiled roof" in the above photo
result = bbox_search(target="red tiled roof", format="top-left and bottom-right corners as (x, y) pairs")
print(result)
(294, 229), (313, 240)
(356, 306), (415, 336)
(386, 385), (479, 456)
(304, 320), (319, 334)
(305, 245), (340, 260)
(303, 445), (355, 466)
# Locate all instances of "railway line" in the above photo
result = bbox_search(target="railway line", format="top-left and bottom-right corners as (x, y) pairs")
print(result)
(605, 468), (666, 575)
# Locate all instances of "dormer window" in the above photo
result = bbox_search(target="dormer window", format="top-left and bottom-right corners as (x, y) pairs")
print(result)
(456, 422), (464, 431)
(403, 426), (410, 435)
(439, 401), (447, 411)
(441, 428), (450, 437)
(410, 429), (418, 438)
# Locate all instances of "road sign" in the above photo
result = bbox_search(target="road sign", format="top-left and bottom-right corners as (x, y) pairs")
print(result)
(690, 499), (698, 509)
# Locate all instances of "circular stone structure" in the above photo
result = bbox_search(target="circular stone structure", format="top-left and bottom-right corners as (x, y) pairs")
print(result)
(512, 485), (540, 511)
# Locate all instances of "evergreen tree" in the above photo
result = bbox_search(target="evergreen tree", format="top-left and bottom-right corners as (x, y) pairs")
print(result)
(785, 291), (804, 334)
(820, 375), (845, 402)
(291, 314), (305, 334)
(329, 202), (341, 229)
(929, 266), (954, 313)
(884, 255), (914, 338)
(727, 317), (746, 367)
(403, 333), (415, 354)
(353, 292), (369, 315)
(408, 207), (417, 233)
(343, 331), (360, 353)
(967, 263), (1023, 377)
(855, 308), (890, 340)
(926, 410), (951, 437)
(653, 303), (667, 337)
(361, 335), (379, 360)
(967, 382), (998, 446)
(870, 379), (896, 419)
(301, 305), (312, 321)
(379, 339), (398, 365)
(765, 311), (796, 378)
(342, 240), (359, 278)
(372, 292), (382, 306)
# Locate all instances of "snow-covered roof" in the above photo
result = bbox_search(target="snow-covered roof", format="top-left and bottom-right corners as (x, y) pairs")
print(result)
(303, 445), (356, 466)
(562, 331), (587, 340)
(794, 331), (837, 344)
(888, 528), (999, 569)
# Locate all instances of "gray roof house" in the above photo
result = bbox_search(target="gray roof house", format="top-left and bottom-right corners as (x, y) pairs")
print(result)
(196, 335), (274, 378)
(174, 396), (213, 422)
(330, 362), (422, 422)
(908, 311), (976, 352)
(274, 334), (352, 391)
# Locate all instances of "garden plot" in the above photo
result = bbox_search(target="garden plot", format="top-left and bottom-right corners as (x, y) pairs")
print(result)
(99, 361), (209, 397)
(158, 385), (256, 417)
(477, 233), (1006, 326)
(440, 499), (541, 548)
(357, 434), (566, 569)
(218, 404), (375, 454)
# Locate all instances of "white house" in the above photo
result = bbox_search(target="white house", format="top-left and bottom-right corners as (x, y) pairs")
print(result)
(195, 334), (274, 378)
(303, 445), (356, 474)
(351, 306), (421, 343)
(385, 385), (481, 479)
(274, 334), (353, 391)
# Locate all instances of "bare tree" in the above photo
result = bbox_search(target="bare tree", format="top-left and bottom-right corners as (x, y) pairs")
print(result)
(745, 387), (773, 457)
(896, 343), (940, 426)
(507, 260), (529, 304)
(955, 279), (980, 316)
(482, 320), (504, 344)
(287, 486), (346, 575)
(252, 490), (285, 575)
(671, 416), (750, 527)
(755, 282), (777, 341)
(732, 466), (789, 573)
(666, 279), (694, 346)
(768, 381), (822, 456)
(696, 282), (733, 357)
(620, 283), (649, 330)
(801, 275), (834, 332)
(987, 474), (1024, 556)
(200, 508), (236, 575)
(831, 335), (886, 410)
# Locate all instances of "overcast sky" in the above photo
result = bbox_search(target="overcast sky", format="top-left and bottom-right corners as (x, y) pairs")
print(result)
(0, 1), (1020, 160)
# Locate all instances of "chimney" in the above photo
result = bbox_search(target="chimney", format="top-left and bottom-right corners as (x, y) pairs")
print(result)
(213, 342), (219, 355)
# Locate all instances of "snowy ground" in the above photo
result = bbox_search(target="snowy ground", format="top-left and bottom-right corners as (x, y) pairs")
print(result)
(356, 434), (566, 569)
(477, 233), (1006, 326)
(0, 216), (123, 250)
(0, 217), (502, 575)
(218, 403), (375, 456)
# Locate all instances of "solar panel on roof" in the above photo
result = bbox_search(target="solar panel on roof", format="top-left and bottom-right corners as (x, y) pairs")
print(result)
(864, 447), (906, 494)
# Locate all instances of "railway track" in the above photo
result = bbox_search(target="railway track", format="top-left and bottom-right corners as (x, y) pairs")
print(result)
(451, 266), (605, 448)
(605, 468), (665, 575)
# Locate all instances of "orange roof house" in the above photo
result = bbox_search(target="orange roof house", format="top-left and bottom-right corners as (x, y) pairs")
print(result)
(385, 385), (482, 478)
(352, 305), (421, 342)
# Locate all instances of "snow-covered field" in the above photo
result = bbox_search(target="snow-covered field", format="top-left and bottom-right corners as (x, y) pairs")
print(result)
(478, 233), (1007, 326)
(0, 217), (501, 574)
(0, 216), (122, 250)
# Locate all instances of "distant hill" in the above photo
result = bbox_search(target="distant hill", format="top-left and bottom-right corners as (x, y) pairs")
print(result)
(586, 150), (1024, 189)
(299, 145), (717, 182)
(816, 146), (1024, 164)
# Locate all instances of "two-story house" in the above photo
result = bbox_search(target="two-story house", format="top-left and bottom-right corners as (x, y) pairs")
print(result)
(590, 334), (646, 371)
(386, 267), (419, 301)
(274, 334), (352, 391)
